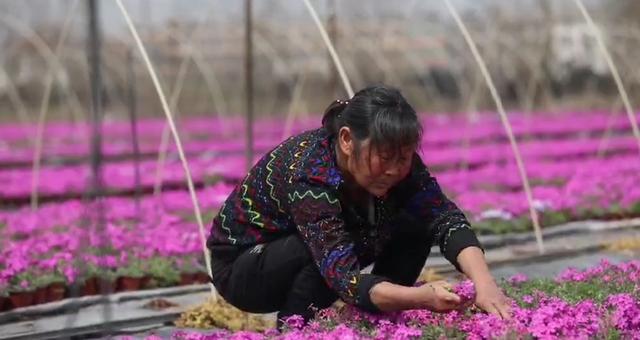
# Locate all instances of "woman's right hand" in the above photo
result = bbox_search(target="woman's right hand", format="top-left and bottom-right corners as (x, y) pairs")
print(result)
(417, 280), (464, 312)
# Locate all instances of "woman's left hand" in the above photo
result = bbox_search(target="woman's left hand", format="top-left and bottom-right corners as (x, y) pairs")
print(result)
(474, 280), (512, 319)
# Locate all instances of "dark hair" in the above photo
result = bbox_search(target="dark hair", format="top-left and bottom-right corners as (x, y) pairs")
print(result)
(322, 84), (422, 159)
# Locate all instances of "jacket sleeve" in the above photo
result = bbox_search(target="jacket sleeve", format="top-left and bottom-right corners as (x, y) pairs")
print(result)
(403, 155), (483, 271)
(287, 181), (387, 312)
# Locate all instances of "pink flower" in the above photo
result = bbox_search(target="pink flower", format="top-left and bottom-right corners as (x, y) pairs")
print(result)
(63, 266), (77, 283)
(453, 280), (476, 302)
(522, 295), (534, 304)
(283, 315), (305, 330)
(460, 313), (508, 339)
(143, 335), (164, 340)
(389, 325), (421, 340)
(607, 294), (640, 333)
(508, 273), (528, 285)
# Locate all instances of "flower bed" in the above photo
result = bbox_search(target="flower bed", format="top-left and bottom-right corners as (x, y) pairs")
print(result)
(1, 111), (638, 164)
(2, 111), (640, 229)
(1, 134), (637, 197)
(0, 183), (233, 311)
(145, 259), (640, 340)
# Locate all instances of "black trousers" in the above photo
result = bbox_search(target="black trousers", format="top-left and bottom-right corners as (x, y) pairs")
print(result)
(210, 215), (432, 328)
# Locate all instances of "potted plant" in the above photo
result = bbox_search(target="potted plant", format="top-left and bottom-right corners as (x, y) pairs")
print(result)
(190, 258), (210, 284)
(7, 271), (36, 309)
(175, 256), (211, 285)
(75, 258), (118, 296)
(0, 296), (8, 311)
(46, 268), (69, 302)
(96, 269), (117, 295)
(80, 263), (102, 296)
(32, 273), (56, 305)
(176, 257), (198, 285)
(115, 259), (145, 292)
(0, 280), (10, 311)
(147, 257), (180, 288)
(137, 258), (154, 289)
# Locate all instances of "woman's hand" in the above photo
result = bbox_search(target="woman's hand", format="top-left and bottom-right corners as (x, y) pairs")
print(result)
(455, 246), (512, 319)
(417, 280), (465, 313)
(474, 279), (511, 319)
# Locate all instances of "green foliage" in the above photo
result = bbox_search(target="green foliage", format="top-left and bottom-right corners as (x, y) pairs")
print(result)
(177, 255), (205, 274)
(203, 175), (223, 186)
(8, 270), (36, 293)
(146, 257), (180, 286)
(83, 261), (116, 282)
(471, 216), (531, 235)
(419, 324), (449, 339)
(608, 203), (623, 214)
(51, 225), (69, 234)
(181, 210), (218, 225)
(540, 210), (570, 226)
(502, 278), (637, 306)
(115, 258), (145, 278)
(604, 328), (622, 340)
(471, 202), (637, 236)
(32, 271), (66, 289)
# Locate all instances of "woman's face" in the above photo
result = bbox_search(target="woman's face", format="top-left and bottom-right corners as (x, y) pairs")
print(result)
(337, 127), (414, 197)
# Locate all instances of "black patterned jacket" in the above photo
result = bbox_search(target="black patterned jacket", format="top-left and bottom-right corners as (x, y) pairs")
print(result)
(207, 127), (482, 311)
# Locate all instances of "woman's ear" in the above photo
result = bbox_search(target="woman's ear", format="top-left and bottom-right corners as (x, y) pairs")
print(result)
(338, 126), (353, 157)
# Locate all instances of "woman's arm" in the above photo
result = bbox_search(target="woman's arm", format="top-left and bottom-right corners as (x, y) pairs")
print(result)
(403, 155), (511, 318)
(456, 246), (493, 283)
(401, 156), (483, 271)
(370, 282), (427, 311)
(370, 280), (462, 312)
(457, 246), (512, 319)
(288, 182), (388, 312)
(288, 181), (465, 314)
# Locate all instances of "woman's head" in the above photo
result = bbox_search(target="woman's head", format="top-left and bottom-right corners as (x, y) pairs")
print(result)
(322, 85), (422, 197)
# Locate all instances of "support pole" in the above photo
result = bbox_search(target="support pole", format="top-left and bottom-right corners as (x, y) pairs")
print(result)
(245, 0), (254, 172)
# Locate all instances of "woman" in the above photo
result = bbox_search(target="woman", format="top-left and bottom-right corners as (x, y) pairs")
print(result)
(207, 85), (511, 328)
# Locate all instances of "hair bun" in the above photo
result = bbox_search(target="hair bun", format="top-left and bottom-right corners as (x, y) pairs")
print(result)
(322, 99), (349, 130)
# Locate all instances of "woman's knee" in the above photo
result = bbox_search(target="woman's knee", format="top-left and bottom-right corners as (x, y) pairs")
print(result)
(221, 234), (316, 313)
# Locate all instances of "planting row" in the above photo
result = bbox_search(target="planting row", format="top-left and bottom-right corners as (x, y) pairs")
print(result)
(132, 259), (640, 339)
(2, 151), (639, 234)
(1, 111), (637, 165)
(1, 134), (637, 201)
